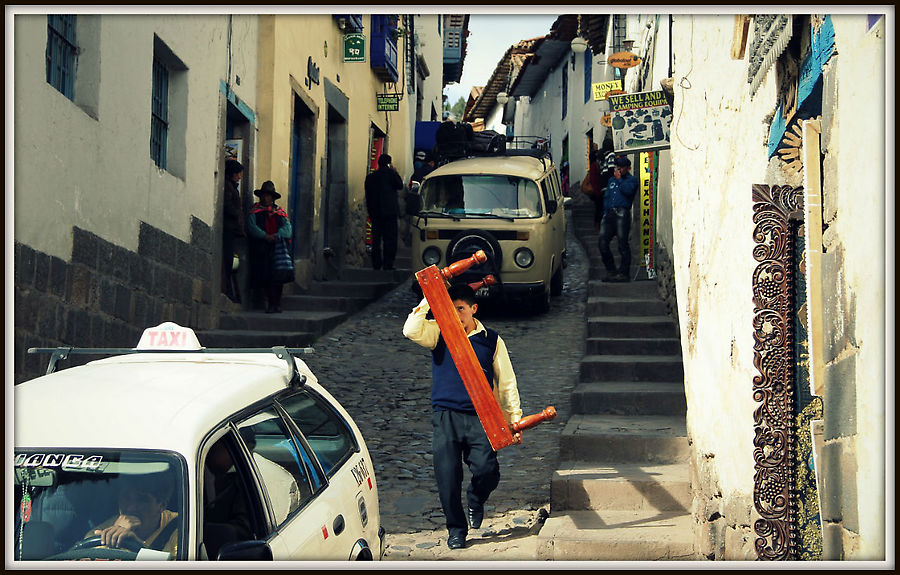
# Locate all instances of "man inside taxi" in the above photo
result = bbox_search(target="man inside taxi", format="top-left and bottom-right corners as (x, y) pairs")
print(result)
(90, 473), (178, 555)
(202, 437), (254, 558)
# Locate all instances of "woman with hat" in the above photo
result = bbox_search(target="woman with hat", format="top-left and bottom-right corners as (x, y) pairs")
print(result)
(247, 181), (293, 313)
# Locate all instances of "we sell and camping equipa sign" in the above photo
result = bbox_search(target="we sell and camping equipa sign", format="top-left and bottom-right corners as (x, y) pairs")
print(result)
(608, 90), (672, 154)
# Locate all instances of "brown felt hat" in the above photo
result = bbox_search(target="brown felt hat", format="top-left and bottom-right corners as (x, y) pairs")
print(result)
(253, 180), (280, 199)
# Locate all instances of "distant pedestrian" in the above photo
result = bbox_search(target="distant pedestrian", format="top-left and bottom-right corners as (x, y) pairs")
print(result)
(409, 151), (435, 187)
(222, 159), (245, 302)
(598, 156), (638, 282)
(402, 284), (523, 550)
(247, 181), (293, 313)
(364, 153), (404, 270)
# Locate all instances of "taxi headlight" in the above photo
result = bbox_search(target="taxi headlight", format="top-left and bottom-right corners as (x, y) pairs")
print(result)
(514, 248), (534, 268)
(422, 247), (442, 266)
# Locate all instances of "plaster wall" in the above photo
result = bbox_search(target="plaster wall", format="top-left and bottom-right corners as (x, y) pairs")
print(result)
(14, 13), (245, 259)
(416, 14), (445, 123)
(668, 14), (777, 502)
(255, 14), (414, 242)
(819, 14), (886, 560)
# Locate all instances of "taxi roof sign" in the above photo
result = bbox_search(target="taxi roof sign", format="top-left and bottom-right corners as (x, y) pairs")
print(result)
(135, 322), (203, 350)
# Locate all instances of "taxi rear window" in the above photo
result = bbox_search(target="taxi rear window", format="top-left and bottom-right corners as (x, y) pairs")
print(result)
(13, 450), (186, 561)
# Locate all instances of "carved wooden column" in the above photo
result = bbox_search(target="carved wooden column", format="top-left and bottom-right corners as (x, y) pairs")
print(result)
(751, 184), (804, 560)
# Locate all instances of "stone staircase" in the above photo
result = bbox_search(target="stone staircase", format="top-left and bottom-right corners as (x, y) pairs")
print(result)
(536, 202), (697, 560)
(197, 248), (412, 348)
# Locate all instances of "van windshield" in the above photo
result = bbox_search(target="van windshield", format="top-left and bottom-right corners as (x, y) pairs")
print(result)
(13, 450), (185, 561)
(421, 174), (542, 218)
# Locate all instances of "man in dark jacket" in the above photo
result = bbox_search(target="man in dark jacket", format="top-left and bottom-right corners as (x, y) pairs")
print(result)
(223, 159), (245, 302)
(364, 153), (404, 270)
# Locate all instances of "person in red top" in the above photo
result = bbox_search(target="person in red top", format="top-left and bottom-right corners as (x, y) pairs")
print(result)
(247, 181), (293, 313)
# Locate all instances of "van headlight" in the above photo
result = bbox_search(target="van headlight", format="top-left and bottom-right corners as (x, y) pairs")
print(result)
(422, 247), (442, 266)
(514, 248), (534, 268)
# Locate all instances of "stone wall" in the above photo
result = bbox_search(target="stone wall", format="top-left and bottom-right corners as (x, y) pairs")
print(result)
(14, 219), (218, 384)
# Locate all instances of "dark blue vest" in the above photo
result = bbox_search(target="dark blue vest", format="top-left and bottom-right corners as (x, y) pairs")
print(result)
(431, 329), (498, 413)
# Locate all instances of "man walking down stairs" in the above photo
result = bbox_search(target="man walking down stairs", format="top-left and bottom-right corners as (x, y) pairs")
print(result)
(537, 202), (699, 560)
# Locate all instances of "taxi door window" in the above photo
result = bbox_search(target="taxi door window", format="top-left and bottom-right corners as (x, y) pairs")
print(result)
(278, 390), (358, 478)
(200, 432), (265, 560)
(236, 412), (314, 526)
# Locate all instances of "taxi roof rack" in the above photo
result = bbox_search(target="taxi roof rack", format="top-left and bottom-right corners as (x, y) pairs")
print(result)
(26, 346), (315, 384)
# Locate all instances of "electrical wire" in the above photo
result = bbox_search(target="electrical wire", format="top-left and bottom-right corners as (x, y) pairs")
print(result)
(673, 15), (701, 152)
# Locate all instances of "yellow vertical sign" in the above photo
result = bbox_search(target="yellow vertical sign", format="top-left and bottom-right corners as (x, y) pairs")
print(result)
(639, 152), (654, 274)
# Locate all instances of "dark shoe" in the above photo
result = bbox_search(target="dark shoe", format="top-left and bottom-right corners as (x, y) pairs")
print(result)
(273, 306), (282, 313)
(265, 307), (275, 314)
(447, 535), (466, 550)
(613, 273), (629, 282)
(467, 504), (483, 529)
(601, 274), (617, 283)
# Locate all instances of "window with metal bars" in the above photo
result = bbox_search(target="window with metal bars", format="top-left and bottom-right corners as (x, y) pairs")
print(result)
(150, 56), (169, 169)
(45, 14), (77, 100)
(584, 46), (593, 103)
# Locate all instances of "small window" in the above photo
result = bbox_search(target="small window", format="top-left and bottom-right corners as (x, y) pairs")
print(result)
(561, 65), (568, 120)
(237, 411), (315, 526)
(46, 14), (77, 100)
(150, 35), (188, 178)
(279, 390), (358, 478)
(584, 46), (593, 104)
(150, 55), (169, 169)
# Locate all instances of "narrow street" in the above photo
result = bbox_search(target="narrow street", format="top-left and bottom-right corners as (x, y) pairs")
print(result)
(305, 208), (588, 560)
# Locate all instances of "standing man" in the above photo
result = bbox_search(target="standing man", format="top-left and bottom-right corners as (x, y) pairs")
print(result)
(598, 156), (639, 282)
(402, 284), (523, 550)
(222, 159), (245, 302)
(364, 153), (404, 270)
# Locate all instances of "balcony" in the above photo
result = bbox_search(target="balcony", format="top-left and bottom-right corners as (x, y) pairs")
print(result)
(370, 14), (399, 83)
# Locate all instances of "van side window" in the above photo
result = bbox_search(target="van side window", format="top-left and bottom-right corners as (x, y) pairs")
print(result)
(278, 390), (359, 478)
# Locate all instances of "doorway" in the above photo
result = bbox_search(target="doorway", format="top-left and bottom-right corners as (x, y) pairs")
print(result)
(289, 94), (315, 262)
(322, 105), (348, 274)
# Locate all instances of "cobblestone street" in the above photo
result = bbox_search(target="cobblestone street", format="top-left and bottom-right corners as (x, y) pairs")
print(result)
(305, 208), (589, 561)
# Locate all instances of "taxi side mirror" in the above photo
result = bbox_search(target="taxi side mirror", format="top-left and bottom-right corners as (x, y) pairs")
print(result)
(217, 540), (273, 561)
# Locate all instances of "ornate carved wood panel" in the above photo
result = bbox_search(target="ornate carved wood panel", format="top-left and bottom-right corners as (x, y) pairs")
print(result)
(751, 183), (804, 560)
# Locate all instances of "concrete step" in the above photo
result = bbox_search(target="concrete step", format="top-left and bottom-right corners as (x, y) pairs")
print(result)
(304, 280), (395, 299)
(588, 279), (658, 298)
(194, 329), (317, 348)
(218, 310), (347, 334)
(587, 296), (667, 316)
(588, 317), (677, 339)
(281, 294), (371, 313)
(550, 462), (691, 512)
(560, 414), (690, 464)
(586, 337), (681, 356)
(571, 382), (687, 416)
(580, 354), (684, 382)
(338, 266), (411, 283)
(536, 509), (697, 560)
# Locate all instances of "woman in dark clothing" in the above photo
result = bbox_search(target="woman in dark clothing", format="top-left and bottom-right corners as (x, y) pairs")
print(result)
(247, 181), (293, 313)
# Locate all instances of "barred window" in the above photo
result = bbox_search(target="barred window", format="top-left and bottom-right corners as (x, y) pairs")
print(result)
(150, 56), (169, 169)
(46, 14), (77, 100)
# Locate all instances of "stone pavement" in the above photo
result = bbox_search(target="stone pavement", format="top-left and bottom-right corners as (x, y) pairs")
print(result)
(303, 207), (589, 561)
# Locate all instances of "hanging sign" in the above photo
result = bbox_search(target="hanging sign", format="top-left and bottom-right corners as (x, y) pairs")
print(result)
(343, 33), (366, 62)
(605, 89), (626, 99)
(638, 151), (657, 277)
(592, 80), (622, 101)
(376, 93), (400, 112)
(608, 90), (672, 153)
(600, 114), (612, 127)
(607, 51), (642, 69)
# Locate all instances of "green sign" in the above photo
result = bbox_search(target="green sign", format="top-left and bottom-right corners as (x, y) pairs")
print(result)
(376, 93), (399, 112)
(343, 33), (366, 62)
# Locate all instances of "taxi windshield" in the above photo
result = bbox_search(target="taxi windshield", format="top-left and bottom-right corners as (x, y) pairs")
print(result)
(421, 174), (542, 218)
(13, 450), (185, 561)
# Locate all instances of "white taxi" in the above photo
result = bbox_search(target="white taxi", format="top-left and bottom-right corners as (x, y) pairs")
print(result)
(13, 323), (383, 562)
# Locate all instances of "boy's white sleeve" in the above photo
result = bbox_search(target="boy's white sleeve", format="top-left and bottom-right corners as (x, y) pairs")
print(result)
(493, 336), (523, 424)
(402, 297), (441, 350)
